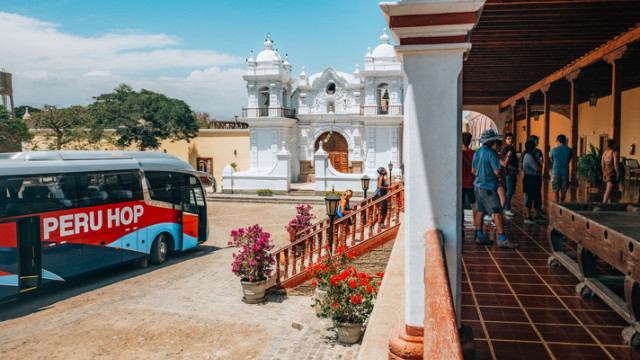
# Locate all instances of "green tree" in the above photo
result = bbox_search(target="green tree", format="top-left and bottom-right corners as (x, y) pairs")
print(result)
(0, 105), (33, 150)
(28, 105), (94, 150)
(90, 84), (199, 150)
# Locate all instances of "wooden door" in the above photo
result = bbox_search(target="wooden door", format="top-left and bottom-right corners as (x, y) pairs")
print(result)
(315, 132), (349, 173)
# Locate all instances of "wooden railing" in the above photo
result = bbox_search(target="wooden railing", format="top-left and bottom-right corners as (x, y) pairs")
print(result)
(424, 229), (463, 359)
(270, 182), (404, 288)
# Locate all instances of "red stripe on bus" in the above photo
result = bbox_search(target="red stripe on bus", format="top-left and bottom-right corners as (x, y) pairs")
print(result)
(0, 222), (17, 247)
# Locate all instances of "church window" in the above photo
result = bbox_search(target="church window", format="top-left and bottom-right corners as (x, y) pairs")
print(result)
(326, 83), (336, 95)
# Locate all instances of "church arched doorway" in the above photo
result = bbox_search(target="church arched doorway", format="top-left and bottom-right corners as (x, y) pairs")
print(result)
(315, 132), (349, 173)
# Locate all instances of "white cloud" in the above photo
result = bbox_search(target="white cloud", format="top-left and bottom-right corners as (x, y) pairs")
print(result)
(0, 12), (247, 118)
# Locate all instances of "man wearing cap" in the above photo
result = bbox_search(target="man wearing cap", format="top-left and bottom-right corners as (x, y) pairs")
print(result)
(471, 129), (519, 249)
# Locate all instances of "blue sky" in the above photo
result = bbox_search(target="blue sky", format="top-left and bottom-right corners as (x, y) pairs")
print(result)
(0, 1), (391, 118)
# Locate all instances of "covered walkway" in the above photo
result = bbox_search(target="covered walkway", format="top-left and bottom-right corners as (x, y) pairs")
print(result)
(462, 179), (640, 359)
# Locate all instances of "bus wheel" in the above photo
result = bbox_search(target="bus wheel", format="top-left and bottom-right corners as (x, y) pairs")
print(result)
(150, 234), (168, 265)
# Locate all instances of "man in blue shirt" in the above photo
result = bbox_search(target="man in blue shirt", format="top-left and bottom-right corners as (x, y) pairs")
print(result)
(472, 129), (519, 249)
(549, 134), (573, 202)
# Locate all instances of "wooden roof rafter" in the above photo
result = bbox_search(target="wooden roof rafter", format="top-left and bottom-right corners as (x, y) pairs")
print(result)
(499, 26), (640, 109)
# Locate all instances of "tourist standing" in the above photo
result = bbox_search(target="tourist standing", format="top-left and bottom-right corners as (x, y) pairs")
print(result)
(374, 167), (390, 229)
(338, 189), (353, 239)
(522, 140), (546, 223)
(500, 133), (518, 216)
(528, 135), (544, 215)
(549, 134), (573, 202)
(602, 139), (620, 203)
(462, 132), (476, 220)
(472, 129), (519, 249)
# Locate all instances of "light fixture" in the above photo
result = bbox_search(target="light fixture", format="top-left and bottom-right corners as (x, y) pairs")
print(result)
(589, 93), (598, 107)
(361, 175), (370, 198)
(529, 104), (544, 121)
(388, 162), (394, 185)
(324, 187), (341, 254)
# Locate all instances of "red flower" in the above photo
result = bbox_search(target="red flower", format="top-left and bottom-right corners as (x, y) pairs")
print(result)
(311, 281), (317, 287)
(376, 272), (385, 279)
(348, 280), (357, 289)
(332, 302), (340, 307)
(347, 251), (357, 259)
(350, 293), (363, 304)
(358, 279), (370, 286)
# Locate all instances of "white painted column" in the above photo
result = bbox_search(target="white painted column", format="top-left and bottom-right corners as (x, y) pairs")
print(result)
(399, 44), (468, 327)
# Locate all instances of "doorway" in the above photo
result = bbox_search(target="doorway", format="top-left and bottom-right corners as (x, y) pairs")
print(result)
(314, 132), (349, 173)
(18, 216), (41, 293)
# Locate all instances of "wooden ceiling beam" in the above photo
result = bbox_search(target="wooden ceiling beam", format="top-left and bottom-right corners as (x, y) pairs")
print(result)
(498, 26), (640, 108)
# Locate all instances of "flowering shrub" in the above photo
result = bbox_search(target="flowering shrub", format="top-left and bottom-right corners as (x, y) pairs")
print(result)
(228, 224), (275, 282)
(306, 245), (356, 289)
(316, 266), (383, 326)
(285, 204), (316, 237)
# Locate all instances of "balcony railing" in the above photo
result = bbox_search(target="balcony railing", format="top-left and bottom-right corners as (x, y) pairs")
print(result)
(360, 105), (403, 116)
(242, 107), (296, 119)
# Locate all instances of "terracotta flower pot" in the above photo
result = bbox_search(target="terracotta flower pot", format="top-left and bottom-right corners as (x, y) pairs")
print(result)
(336, 322), (363, 344)
(241, 279), (267, 304)
(313, 286), (329, 315)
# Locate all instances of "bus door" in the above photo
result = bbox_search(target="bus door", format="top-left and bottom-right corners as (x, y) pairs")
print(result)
(180, 188), (199, 250)
(0, 221), (20, 303)
(17, 216), (41, 294)
(193, 187), (207, 244)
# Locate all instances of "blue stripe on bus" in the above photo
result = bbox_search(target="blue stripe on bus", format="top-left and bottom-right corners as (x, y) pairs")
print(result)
(105, 222), (184, 252)
(0, 274), (18, 286)
(42, 269), (65, 282)
(182, 234), (198, 250)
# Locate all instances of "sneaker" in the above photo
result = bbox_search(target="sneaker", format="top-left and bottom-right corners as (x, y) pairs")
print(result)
(475, 238), (493, 246)
(524, 217), (535, 224)
(504, 210), (515, 217)
(534, 216), (548, 224)
(498, 239), (520, 249)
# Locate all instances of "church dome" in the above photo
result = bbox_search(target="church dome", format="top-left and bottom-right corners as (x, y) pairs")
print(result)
(256, 34), (282, 62)
(371, 28), (396, 59)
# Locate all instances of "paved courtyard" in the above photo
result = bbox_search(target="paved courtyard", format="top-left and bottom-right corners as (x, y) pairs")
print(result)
(0, 201), (365, 360)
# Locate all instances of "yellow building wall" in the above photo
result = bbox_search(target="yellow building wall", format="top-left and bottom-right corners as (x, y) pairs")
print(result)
(530, 114), (545, 153)
(621, 87), (640, 162)
(157, 130), (250, 187)
(578, 96), (611, 152)
(548, 112), (572, 152)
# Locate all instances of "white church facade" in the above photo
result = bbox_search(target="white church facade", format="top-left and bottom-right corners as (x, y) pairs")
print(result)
(222, 30), (404, 194)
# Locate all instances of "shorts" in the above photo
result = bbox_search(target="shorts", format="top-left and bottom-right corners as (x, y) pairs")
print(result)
(474, 187), (503, 215)
(462, 188), (476, 205)
(551, 174), (569, 192)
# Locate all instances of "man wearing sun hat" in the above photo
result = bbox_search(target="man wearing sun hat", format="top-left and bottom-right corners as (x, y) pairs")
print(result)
(471, 129), (519, 249)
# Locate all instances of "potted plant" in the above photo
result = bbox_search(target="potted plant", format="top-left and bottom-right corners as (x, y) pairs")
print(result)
(576, 144), (603, 187)
(307, 246), (355, 315)
(228, 224), (275, 303)
(316, 265), (383, 344)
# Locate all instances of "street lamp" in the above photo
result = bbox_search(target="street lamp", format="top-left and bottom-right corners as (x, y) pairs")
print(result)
(388, 161), (394, 185)
(324, 188), (341, 254)
(361, 175), (370, 198)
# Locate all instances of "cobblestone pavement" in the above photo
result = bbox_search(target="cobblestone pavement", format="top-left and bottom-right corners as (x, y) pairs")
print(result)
(0, 201), (362, 360)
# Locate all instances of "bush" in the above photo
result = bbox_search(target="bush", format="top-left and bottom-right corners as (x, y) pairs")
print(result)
(316, 265), (383, 326)
(228, 224), (275, 282)
(256, 189), (273, 196)
(285, 204), (316, 237)
(576, 144), (603, 184)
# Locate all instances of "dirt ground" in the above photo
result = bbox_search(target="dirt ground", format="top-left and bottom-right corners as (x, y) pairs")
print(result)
(0, 201), (327, 360)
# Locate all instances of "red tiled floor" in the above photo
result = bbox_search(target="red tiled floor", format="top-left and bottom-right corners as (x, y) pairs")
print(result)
(479, 306), (529, 323)
(546, 343), (612, 359)
(484, 322), (541, 341)
(535, 324), (598, 344)
(461, 180), (640, 359)
(491, 340), (552, 360)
